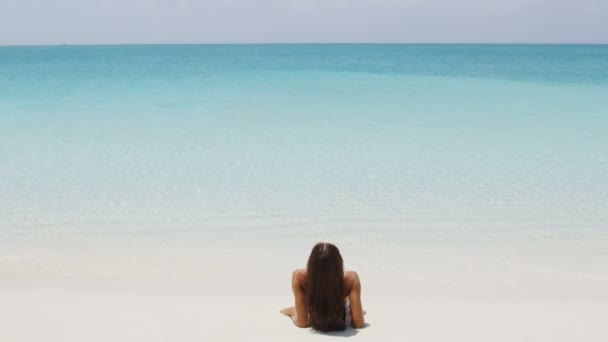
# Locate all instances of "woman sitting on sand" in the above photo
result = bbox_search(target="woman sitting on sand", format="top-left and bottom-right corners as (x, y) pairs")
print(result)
(280, 242), (365, 331)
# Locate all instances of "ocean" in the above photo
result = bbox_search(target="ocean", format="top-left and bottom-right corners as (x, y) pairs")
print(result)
(1, 44), (607, 242)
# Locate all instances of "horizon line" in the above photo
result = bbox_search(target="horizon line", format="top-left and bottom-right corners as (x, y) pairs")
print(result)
(1, 42), (608, 48)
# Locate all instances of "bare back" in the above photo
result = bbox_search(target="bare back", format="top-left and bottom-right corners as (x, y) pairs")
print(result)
(283, 269), (364, 329)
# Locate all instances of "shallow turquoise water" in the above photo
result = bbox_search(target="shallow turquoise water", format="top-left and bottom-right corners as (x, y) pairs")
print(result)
(1, 45), (607, 241)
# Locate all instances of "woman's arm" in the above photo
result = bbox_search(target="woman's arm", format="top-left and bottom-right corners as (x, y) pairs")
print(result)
(347, 271), (365, 329)
(280, 269), (309, 327)
(291, 269), (309, 327)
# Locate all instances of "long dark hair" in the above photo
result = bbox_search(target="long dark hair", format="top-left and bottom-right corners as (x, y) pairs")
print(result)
(306, 242), (346, 332)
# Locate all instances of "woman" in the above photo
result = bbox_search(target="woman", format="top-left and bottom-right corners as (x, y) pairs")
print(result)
(280, 242), (365, 331)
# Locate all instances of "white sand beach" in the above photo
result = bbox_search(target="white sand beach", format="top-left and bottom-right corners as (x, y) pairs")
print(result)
(2, 237), (607, 341)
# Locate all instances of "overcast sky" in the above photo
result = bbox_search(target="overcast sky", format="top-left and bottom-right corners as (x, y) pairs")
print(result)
(1, 0), (607, 45)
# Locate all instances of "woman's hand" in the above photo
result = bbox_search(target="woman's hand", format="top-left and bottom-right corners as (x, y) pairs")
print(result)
(280, 307), (296, 316)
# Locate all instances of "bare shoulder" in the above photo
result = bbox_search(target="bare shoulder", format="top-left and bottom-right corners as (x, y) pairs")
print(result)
(345, 270), (361, 282)
(344, 270), (361, 291)
(292, 268), (308, 287)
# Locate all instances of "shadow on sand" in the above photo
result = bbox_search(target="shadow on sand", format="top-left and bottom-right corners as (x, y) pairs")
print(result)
(310, 323), (370, 337)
